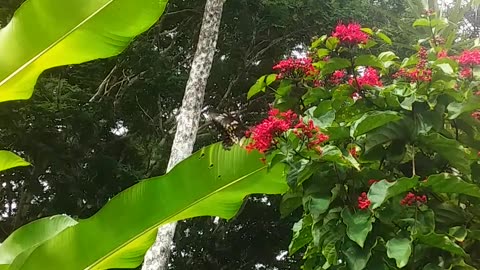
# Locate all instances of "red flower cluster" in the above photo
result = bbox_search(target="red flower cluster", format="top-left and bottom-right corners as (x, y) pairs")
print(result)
(393, 47), (432, 82)
(293, 119), (329, 150)
(273, 58), (317, 79)
(460, 67), (473, 79)
(400, 192), (427, 206)
(245, 109), (328, 154)
(349, 67), (383, 89)
(457, 49), (480, 66)
(329, 70), (347, 85)
(358, 192), (371, 210)
(471, 111), (480, 120)
(437, 49), (449, 59)
(245, 109), (298, 153)
(332, 22), (369, 45)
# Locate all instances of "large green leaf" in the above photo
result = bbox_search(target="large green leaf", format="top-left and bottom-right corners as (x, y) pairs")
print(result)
(0, 0), (167, 102)
(418, 133), (474, 175)
(423, 173), (480, 198)
(386, 238), (412, 268)
(368, 177), (419, 209)
(0, 151), (30, 172)
(416, 233), (466, 256)
(0, 215), (77, 268)
(341, 209), (373, 248)
(6, 144), (288, 269)
(350, 111), (403, 137)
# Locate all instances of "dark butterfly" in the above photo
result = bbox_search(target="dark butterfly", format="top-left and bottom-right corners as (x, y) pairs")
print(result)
(202, 108), (247, 150)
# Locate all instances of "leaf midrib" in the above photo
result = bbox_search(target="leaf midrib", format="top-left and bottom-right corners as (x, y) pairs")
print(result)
(0, 0), (115, 87)
(87, 165), (268, 269)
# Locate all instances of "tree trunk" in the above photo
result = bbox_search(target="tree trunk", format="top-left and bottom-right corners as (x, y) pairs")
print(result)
(141, 1), (226, 269)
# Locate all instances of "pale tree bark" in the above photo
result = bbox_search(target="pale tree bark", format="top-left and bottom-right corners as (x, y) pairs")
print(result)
(141, 0), (226, 269)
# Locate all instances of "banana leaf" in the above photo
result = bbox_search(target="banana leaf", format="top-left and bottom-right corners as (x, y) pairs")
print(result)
(3, 143), (287, 270)
(0, 0), (167, 102)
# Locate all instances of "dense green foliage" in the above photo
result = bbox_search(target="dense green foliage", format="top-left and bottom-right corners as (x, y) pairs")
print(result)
(246, 1), (480, 268)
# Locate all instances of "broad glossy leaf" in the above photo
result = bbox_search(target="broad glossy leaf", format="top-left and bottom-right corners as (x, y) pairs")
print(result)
(376, 32), (392, 45)
(418, 133), (474, 175)
(344, 241), (373, 270)
(8, 144), (288, 269)
(322, 58), (351, 75)
(368, 177), (419, 209)
(413, 18), (430, 27)
(416, 233), (466, 256)
(351, 111), (403, 137)
(0, 151), (30, 172)
(0, 215), (77, 268)
(354, 55), (383, 69)
(386, 238), (412, 268)
(289, 216), (313, 254)
(341, 209), (373, 248)
(423, 173), (480, 198)
(247, 74), (276, 99)
(447, 96), (480, 119)
(0, 0), (167, 103)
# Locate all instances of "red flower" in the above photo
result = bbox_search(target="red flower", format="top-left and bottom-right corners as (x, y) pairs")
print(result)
(245, 109), (298, 153)
(293, 119), (329, 149)
(437, 49), (448, 59)
(273, 57), (318, 79)
(349, 67), (383, 88)
(400, 192), (427, 206)
(329, 70), (347, 85)
(457, 49), (480, 66)
(358, 192), (371, 210)
(471, 111), (480, 120)
(393, 47), (432, 82)
(474, 91), (480, 96)
(332, 22), (369, 45)
(460, 67), (473, 79)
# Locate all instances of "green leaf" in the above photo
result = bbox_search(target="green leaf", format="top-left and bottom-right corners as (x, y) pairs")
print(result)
(0, 0), (167, 102)
(322, 58), (352, 75)
(418, 133), (474, 175)
(378, 51), (398, 62)
(350, 111), (403, 137)
(247, 75), (267, 99)
(422, 173), (480, 198)
(447, 96), (480, 119)
(7, 144), (288, 269)
(436, 63), (454, 75)
(354, 55), (383, 69)
(0, 215), (77, 268)
(341, 209), (373, 248)
(365, 118), (414, 152)
(386, 238), (412, 268)
(449, 226), (467, 242)
(361, 28), (374, 35)
(317, 48), (330, 58)
(326, 37), (339, 50)
(416, 233), (466, 256)
(313, 110), (336, 129)
(413, 18), (430, 27)
(280, 189), (303, 218)
(344, 242), (372, 270)
(311, 35), (327, 49)
(368, 177), (419, 209)
(376, 32), (392, 45)
(0, 150), (30, 172)
(308, 195), (331, 221)
(289, 216), (313, 254)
